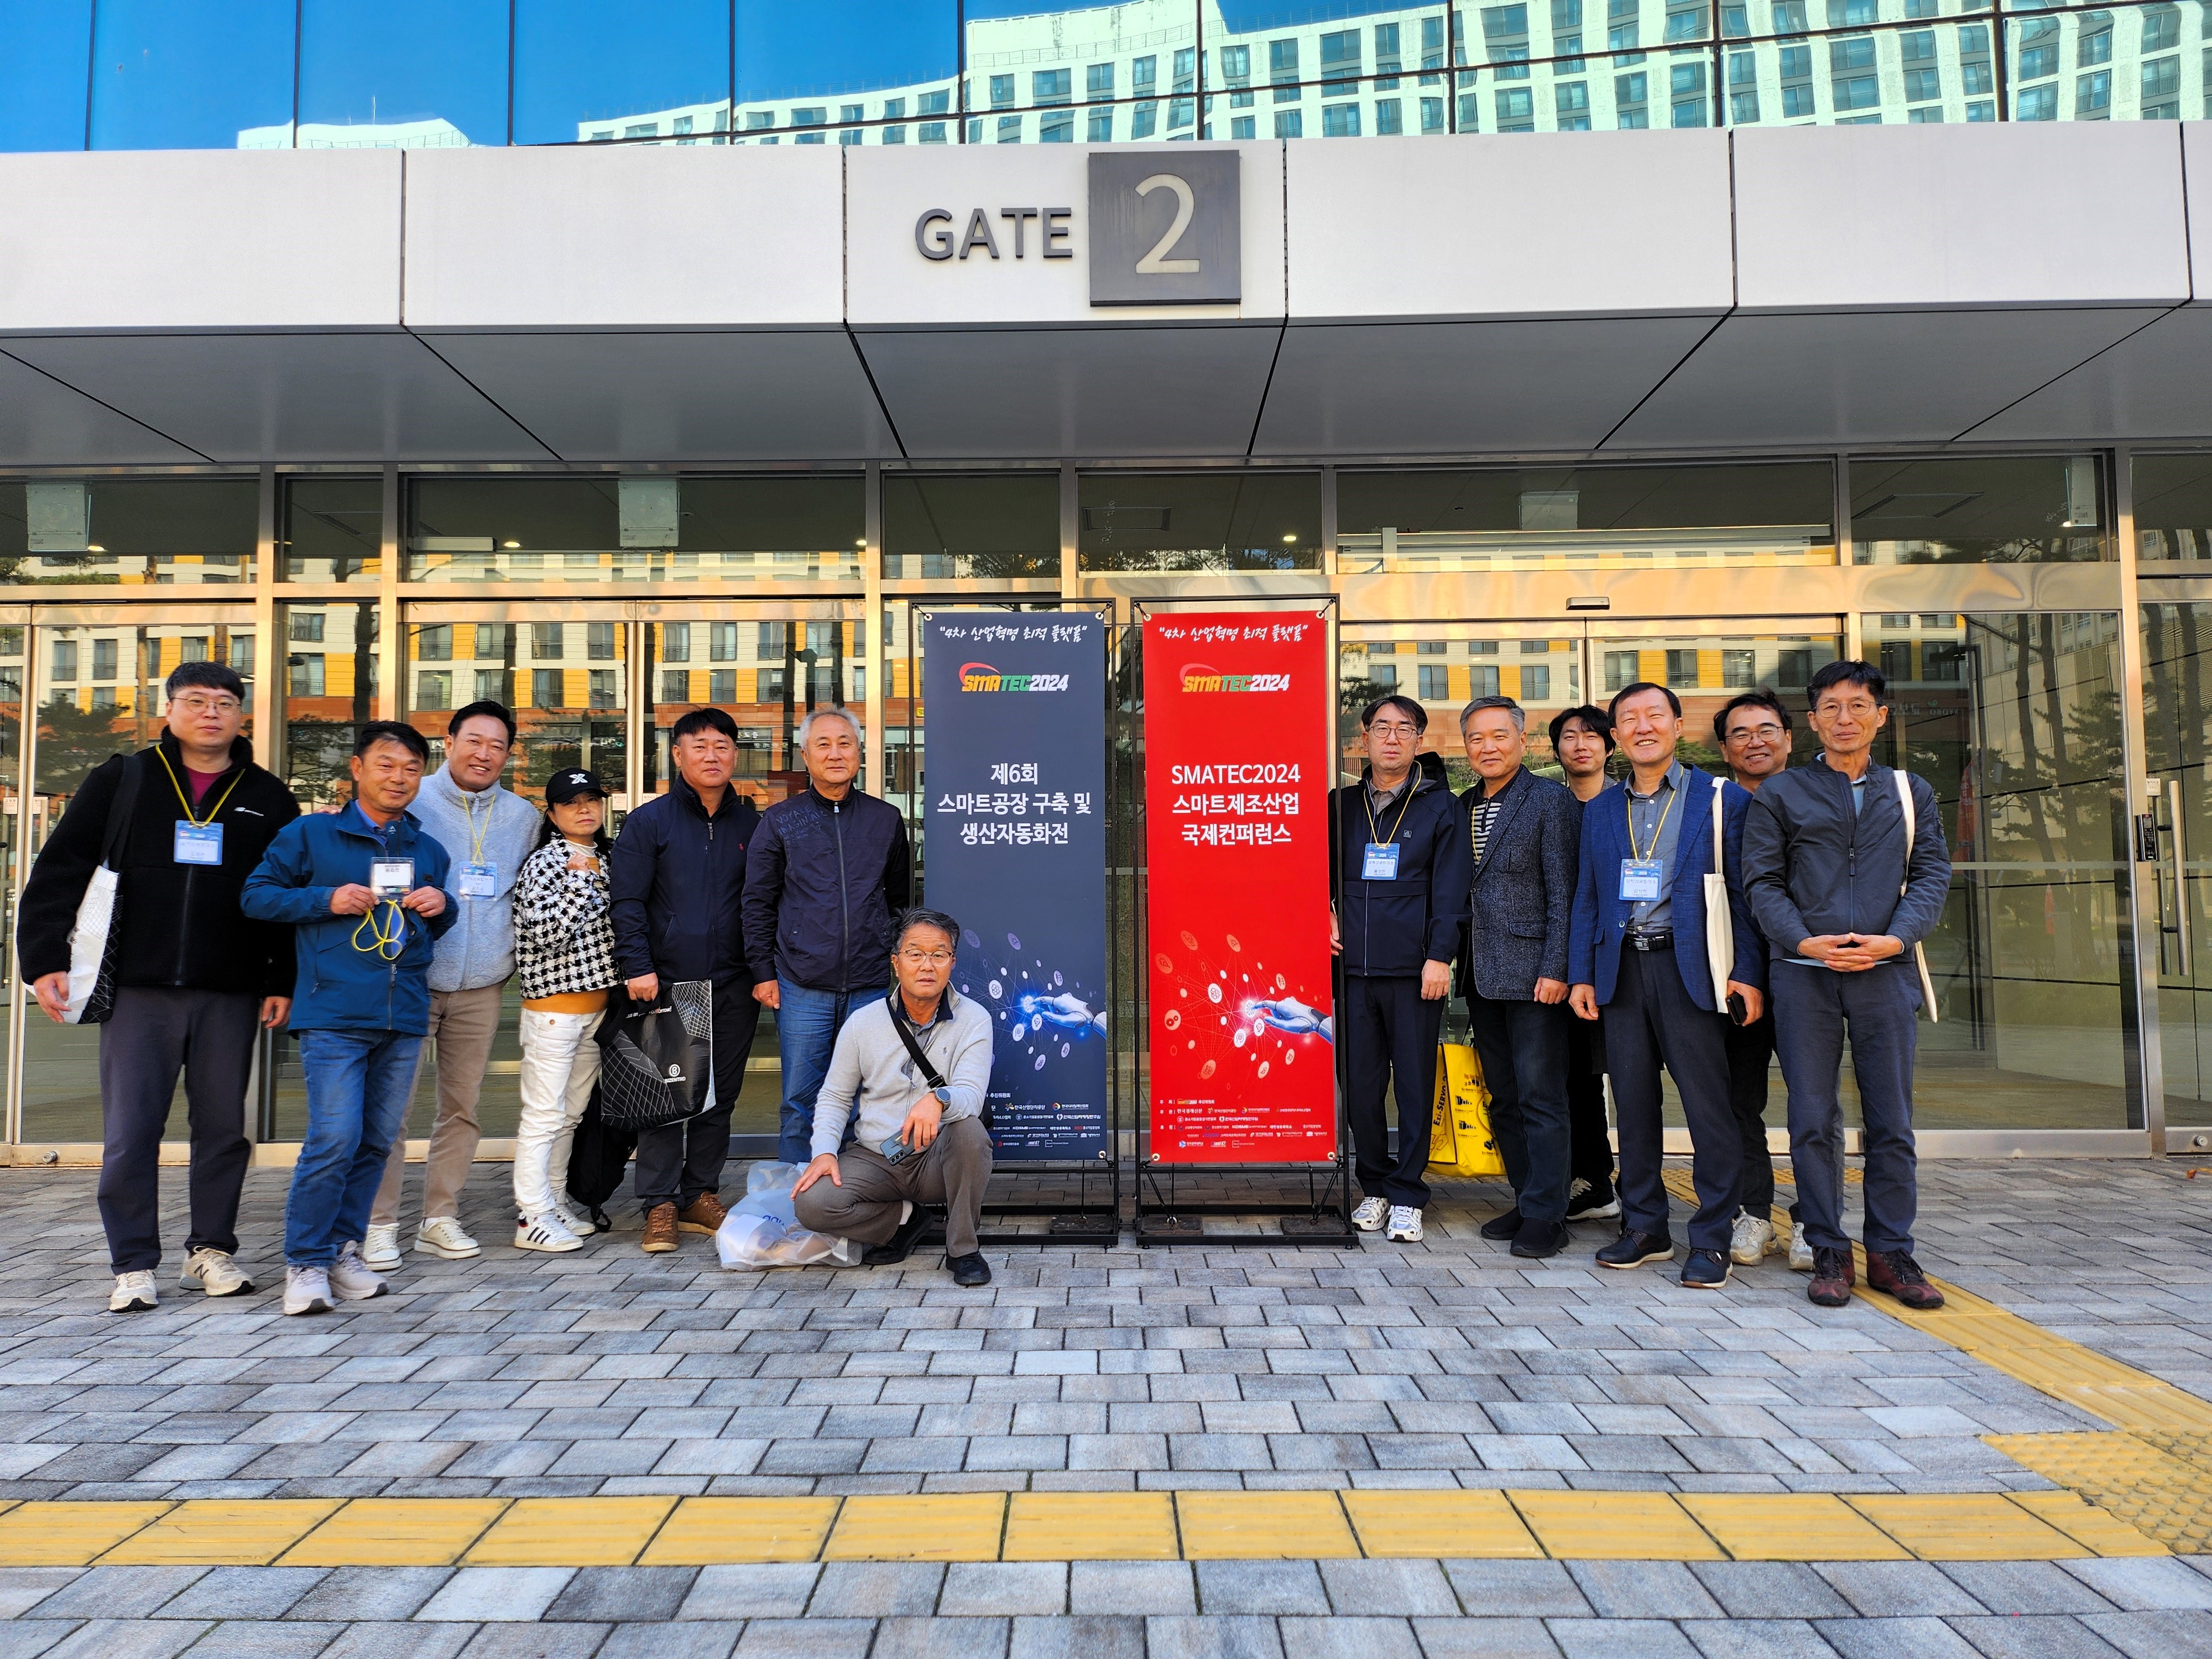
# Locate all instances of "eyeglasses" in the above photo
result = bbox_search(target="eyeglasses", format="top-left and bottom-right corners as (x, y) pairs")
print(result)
(1368, 722), (1421, 739)
(898, 948), (954, 966)
(1728, 723), (1787, 741)
(171, 696), (241, 716)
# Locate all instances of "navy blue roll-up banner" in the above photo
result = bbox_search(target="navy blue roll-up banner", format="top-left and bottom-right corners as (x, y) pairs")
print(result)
(920, 611), (1109, 1162)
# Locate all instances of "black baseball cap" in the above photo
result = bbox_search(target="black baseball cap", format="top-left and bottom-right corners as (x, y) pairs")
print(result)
(546, 769), (608, 805)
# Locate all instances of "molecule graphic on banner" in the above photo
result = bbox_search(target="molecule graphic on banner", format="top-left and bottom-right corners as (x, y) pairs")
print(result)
(1153, 925), (1334, 1091)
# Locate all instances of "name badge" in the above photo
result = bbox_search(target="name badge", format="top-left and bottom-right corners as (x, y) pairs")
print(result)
(458, 862), (497, 899)
(173, 822), (222, 866)
(1361, 842), (1401, 880)
(369, 859), (415, 901)
(1619, 858), (1664, 901)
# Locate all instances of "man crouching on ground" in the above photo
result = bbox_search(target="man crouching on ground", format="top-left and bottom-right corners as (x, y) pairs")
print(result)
(793, 907), (995, 1286)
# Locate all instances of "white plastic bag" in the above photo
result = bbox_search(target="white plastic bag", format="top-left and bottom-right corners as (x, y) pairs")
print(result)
(714, 1160), (862, 1269)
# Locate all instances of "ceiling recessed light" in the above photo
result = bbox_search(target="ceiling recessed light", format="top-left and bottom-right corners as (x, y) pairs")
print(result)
(84, 544), (105, 554)
(1282, 533), (1298, 544)
(501, 540), (521, 549)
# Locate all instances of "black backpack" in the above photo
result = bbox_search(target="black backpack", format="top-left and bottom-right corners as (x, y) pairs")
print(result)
(564, 1082), (637, 1230)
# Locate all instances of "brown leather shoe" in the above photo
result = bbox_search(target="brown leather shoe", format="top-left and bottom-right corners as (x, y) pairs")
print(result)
(677, 1192), (727, 1235)
(641, 1202), (680, 1254)
(1807, 1245), (1855, 1308)
(1865, 1249), (1945, 1310)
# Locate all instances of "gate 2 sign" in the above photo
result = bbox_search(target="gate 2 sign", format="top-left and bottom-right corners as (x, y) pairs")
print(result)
(1088, 151), (1241, 307)
(1143, 612), (1335, 1165)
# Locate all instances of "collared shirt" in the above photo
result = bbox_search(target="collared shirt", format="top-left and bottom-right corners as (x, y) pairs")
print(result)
(1625, 759), (1687, 935)
(1365, 774), (1411, 816)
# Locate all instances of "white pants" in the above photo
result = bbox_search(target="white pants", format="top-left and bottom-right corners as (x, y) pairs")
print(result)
(512, 1008), (604, 1219)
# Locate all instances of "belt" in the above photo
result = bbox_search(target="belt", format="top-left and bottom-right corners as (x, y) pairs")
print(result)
(1625, 931), (1674, 953)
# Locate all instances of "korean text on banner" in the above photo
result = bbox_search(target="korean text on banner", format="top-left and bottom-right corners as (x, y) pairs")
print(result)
(1143, 611), (1336, 1164)
(921, 612), (1110, 1162)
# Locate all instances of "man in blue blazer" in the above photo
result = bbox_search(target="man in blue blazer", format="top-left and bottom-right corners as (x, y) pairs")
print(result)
(1568, 682), (1767, 1288)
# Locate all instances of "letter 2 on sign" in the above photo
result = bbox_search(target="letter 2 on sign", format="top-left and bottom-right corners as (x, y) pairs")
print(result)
(1133, 175), (1199, 275)
(1087, 150), (1241, 307)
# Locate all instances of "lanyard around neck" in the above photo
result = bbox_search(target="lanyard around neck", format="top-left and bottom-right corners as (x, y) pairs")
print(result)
(1363, 776), (1417, 847)
(157, 749), (243, 830)
(1626, 774), (1679, 862)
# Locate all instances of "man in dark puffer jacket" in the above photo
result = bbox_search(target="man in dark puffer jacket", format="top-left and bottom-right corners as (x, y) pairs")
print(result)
(742, 707), (912, 1167)
(18, 660), (299, 1312)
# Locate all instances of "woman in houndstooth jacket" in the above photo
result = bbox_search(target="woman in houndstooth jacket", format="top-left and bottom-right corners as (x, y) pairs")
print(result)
(510, 768), (620, 1254)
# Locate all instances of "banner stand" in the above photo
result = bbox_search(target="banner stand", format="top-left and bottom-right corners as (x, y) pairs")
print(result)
(908, 602), (1120, 1250)
(1120, 602), (1358, 1250)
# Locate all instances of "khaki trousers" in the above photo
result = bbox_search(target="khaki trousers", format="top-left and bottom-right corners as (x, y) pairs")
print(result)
(372, 981), (504, 1226)
(793, 1115), (994, 1258)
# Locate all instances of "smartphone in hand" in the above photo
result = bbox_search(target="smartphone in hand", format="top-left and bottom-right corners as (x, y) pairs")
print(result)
(1726, 992), (1749, 1026)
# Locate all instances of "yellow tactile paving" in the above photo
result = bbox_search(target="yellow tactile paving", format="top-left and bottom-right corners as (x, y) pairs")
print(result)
(1991, 1431), (2212, 1553)
(1848, 1494), (2089, 1560)
(1509, 1491), (1724, 1561)
(465, 1496), (677, 1566)
(2007, 1490), (2171, 1557)
(0, 1501), (170, 1566)
(280, 1498), (511, 1567)
(103, 1499), (341, 1566)
(1003, 1493), (1181, 1561)
(1173, 1491), (1360, 1559)
(637, 1498), (843, 1566)
(823, 1494), (1007, 1561)
(1678, 1494), (1910, 1562)
(1340, 1489), (1543, 1559)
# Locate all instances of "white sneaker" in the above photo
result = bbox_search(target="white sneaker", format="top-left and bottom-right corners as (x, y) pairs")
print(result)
(108, 1270), (158, 1313)
(515, 1212), (583, 1254)
(1566, 1176), (1621, 1222)
(284, 1265), (332, 1316)
(1729, 1212), (1776, 1267)
(1353, 1197), (1390, 1232)
(1787, 1220), (1814, 1272)
(1386, 1205), (1424, 1243)
(361, 1223), (402, 1272)
(554, 1195), (600, 1236)
(328, 1242), (389, 1301)
(414, 1217), (481, 1260)
(180, 1248), (254, 1297)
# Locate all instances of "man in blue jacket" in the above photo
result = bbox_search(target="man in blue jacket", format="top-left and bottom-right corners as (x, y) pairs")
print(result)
(1743, 660), (1952, 1312)
(1330, 695), (1469, 1244)
(608, 707), (763, 1254)
(743, 708), (912, 1171)
(1569, 682), (1766, 1290)
(243, 722), (456, 1317)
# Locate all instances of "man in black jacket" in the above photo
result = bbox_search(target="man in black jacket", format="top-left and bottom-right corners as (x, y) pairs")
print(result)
(1331, 696), (1469, 1244)
(1457, 695), (1582, 1260)
(608, 707), (762, 1254)
(1744, 661), (1952, 1312)
(742, 707), (912, 1170)
(18, 661), (299, 1312)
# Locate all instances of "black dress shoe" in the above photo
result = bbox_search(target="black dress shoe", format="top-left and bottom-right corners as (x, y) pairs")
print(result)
(1479, 1208), (1525, 1241)
(1594, 1228), (1675, 1269)
(863, 1207), (931, 1266)
(1681, 1247), (1731, 1288)
(1509, 1217), (1570, 1259)
(947, 1251), (992, 1287)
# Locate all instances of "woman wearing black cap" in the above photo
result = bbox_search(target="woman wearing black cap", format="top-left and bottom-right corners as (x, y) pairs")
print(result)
(510, 769), (619, 1253)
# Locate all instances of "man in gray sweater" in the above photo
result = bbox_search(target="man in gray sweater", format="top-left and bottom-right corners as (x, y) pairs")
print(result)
(793, 907), (996, 1286)
(367, 701), (541, 1269)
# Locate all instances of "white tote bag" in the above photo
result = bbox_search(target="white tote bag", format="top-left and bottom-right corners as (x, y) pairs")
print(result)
(61, 754), (143, 1025)
(1702, 775), (1734, 1009)
(1893, 768), (1941, 1024)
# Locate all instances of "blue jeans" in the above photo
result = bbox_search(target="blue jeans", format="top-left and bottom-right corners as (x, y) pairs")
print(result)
(776, 980), (875, 1164)
(286, 1029), (424, 1266)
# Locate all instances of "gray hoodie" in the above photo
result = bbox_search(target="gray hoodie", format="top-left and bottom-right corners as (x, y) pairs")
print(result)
(412, 769), (542, 993)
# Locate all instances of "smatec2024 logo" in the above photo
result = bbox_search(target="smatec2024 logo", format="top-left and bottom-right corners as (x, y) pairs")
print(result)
(960, 662), (1071, 692)
(1178, 662), (1292, 694)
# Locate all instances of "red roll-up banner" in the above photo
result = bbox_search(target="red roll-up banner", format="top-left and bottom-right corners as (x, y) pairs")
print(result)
(1144, 611), (1337, 1164)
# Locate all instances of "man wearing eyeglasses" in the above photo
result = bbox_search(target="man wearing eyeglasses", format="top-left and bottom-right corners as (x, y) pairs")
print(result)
(1714, 689), (1802, 1271)
(19, 660), (300, 1313)
(794, 907), (996, 1286)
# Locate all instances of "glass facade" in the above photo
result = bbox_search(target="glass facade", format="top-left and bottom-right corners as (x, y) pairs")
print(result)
(0, 452), (2194, 1155)
(2, 0), (2196, 156)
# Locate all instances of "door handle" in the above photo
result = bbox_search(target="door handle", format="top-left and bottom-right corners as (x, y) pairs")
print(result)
(2170, 779), (2192, 979)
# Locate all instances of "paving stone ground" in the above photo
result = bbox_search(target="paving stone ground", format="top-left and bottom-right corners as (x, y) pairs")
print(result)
(2, 1155), (2209, 1654)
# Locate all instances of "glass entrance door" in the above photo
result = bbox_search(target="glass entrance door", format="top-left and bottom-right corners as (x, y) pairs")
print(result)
(2141, 601), (2212, 1134)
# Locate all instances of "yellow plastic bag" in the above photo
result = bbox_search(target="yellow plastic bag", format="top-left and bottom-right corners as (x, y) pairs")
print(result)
(1428, 1042), (1506, 1180)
